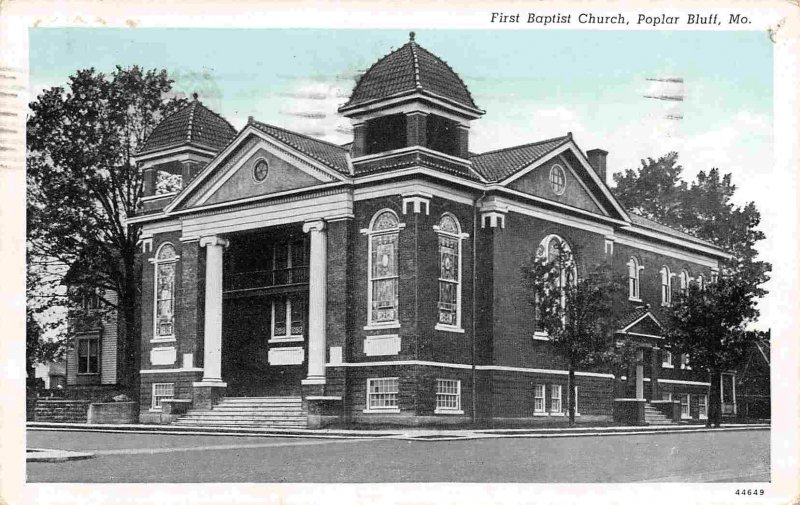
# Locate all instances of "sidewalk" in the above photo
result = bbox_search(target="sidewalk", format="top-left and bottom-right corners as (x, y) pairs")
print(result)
(27, 421), (770, 441)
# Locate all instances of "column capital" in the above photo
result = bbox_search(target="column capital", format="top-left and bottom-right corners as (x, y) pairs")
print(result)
(303, 219), (326, 234)
(199, 236), (229, 248)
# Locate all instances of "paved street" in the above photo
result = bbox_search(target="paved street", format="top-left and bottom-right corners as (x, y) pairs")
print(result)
(27, 428), (769, 483)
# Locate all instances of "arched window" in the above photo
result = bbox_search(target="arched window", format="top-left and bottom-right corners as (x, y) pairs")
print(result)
(627, 257), (641, 301)
(435, 213), (467, 330)
(679, 270), (690, 296)
(367, 210), (401, 326)
(696, 274), (705, 291)
(660, 266), (672, 306)
(535, 235), (576, 331)
(154, 243), (179, 339)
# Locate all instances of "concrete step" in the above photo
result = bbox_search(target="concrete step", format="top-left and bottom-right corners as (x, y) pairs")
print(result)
(173, 421), (307, 428)
(177, 415), (308, 422)
(221, 397), (301, 403)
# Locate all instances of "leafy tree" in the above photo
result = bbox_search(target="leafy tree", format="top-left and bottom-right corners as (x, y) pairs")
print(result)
(27, 66), (187, 390)
(666, 277), (767, 427)
(521, 241), (630, 425)
(612, 152), (770, 298)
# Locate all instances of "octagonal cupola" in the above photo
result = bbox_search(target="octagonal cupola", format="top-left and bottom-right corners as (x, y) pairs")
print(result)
(339, 33), (484, 177)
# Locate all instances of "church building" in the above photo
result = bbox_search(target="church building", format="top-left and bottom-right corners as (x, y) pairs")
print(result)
(128, 33), (733, 428)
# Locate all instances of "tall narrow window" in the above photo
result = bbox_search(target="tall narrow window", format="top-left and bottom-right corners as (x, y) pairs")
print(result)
(679, 270), (690, 296)
(367, 210), (401, 326)
(696, 274), (705, 291)
(628, 257), (641, 300)
(662, 349), (673, 368)
(435, 214), (465, 330)
(77, 337), (99, 374)
(699, 395), (708, 419)
(550, 384), (562, 413)
(680, 394), (691, 418)
(534, 235), (575, 332)
(154, 243), (178, 339)
(660, 266), (672, 306)
(534, 384), (546, 413)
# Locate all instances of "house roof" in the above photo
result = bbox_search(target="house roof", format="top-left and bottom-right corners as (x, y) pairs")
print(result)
(618, 306), (660, 330)
(138, 96), (237, 155)
(250, 119), (350, 175)
(628, 213), (718, 248)
(469, 135), (571, 182)
(341, 33), (479, 112)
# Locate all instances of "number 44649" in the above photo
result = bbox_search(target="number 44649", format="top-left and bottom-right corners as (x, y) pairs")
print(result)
(735, 489), (764, 496)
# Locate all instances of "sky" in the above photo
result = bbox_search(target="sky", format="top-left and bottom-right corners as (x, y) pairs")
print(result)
(29, 28), (776, 328)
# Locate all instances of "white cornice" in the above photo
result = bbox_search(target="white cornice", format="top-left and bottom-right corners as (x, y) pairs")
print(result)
(134, 145), (216, 164)
(340, 90), (483, 119)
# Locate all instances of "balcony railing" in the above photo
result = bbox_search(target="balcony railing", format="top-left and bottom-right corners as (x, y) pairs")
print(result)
(223, 266), (309, 292)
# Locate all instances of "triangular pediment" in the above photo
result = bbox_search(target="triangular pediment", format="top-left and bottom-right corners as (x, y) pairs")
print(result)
(170, 127), (347, 212)
(500, 141), (629, 221)
(621, 311), (663, 337)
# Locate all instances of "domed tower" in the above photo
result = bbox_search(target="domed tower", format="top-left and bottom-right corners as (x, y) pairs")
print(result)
(339, 32), (484, 177)
(137, 94), (236, 207)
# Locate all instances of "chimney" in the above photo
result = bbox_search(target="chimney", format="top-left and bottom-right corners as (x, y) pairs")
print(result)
(586, 148), (608, 183)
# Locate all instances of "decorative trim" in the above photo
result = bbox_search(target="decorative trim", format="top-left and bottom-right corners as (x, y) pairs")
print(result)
(435, 324), (465, 334)
(306, 396), (342, 401)
(149, 346), (177, 366)
(325, 360), (615, 378)
(140, 367), (203, 374)
(199, 236), (230, 248)
(620, 312), (663, 332)
(659, 378), (710, 386)
(364, 334), (401, 356)
(401, 192), (432, 215)
(268, 346), (305, 365)
(616, 234), (722, 268)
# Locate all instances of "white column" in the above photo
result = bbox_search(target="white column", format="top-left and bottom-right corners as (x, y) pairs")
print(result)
(302, 220), (327, 385)
(635, 348), (644, 400)
(198, 235), (229, 385)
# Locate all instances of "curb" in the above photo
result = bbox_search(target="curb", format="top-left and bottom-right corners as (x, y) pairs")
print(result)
(27, 449), (95, 463)
(27, 422), (770, 441)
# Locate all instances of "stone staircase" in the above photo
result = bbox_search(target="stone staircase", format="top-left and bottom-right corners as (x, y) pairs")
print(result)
(172, 396), (307, 429)
(644, 404), (674, 425)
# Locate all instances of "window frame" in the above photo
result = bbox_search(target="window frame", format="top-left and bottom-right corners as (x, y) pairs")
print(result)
(549, 164), (567, 195)
(434, 213), (467, 333)
(365, 377), (400, 413)
(680, 394), (691, 419)
(550, 384), (563, 415)
(534, 384), (546, 415)
(660, 266), (672, 307)
(365, 210), (404, 330)
(662, 392), (673, 402)
(533, 234), (576, 339)
(696, 274), (705, 291)
(679, 269), (690, 296)
(627, 257), (642, 301)
(434, 378), (463, 414)
(152, 242), (179, 342)
(269, 296), (306, 343)
(699, 394), (708, 419)
(151, 382), (175, 411)
(662, 349), (674, 368)
(76, 336), (100, 375)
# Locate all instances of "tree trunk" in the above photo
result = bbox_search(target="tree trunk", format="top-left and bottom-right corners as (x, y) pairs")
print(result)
(568, 365), (576, 426)
(708, 369), (723, 427)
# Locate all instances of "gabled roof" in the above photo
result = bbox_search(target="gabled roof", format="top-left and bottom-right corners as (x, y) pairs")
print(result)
(138, 96), (237, 155)
(340, 33), (480, 113)
(469, 135), (571, 182)
(250, 120), (350, 175)
(618, 306), (663, 334)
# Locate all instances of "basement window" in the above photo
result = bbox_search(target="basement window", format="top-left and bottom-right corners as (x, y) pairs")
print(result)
(151, 383), (174, 410)
(366, 377), (399, 412)
(435, 379), (463, 414)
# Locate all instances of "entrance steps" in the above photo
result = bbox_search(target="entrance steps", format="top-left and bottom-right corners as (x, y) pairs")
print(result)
(173, 396), (307, 429)
(644, 404), (674, 425)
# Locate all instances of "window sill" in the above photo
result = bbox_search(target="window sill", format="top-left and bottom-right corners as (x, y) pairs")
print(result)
(434, 324), (464, 333)
(681, 415), (692, 420)
(628, 297), (642, 303)
(268, 335), (304, 344)
(148, 408), (163, 412)
(662, 364), (674, 369)
(151, 337), (177, 344)
(532, 333), (551, 341)
(434, 409), (465, 415)
(549, 412), (565, 417)
(76, 372), (100, 376)
(533, 412), (549, 416)
(699, 415), (708, 420)
(364, 322), (401, 331)
(363, 408), (401, 414)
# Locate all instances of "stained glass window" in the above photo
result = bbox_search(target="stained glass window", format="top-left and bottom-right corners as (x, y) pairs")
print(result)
(369, 210), (400, 325)
(155, 243), (178, 338)
(436, 214), (462, 328)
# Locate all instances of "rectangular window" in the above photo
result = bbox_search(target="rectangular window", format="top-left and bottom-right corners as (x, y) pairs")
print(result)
(156, 262), (176, 336)
(272, 298), (287, 337)
(680, 394), (691, 418)
(370, 233), (399, 324)
(151, 383), (174, 410)
(680, 354), (691, 370)
(534, 384), (546, 413)
(435, 379), (461, 412)
(366, 378), (399, 410)
(662, 350), (673, 368)
(551, 384), (562, 413)
(437, 235), (459, 327)
(290, 297), (305, 336)
(77, 338), (99, 374)
(573, 386), (579, 414)
(662, 392), (673, 402)
(699, 394), (708, 419)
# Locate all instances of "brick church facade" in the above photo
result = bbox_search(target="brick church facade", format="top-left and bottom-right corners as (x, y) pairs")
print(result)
(128, 34), (733, 427)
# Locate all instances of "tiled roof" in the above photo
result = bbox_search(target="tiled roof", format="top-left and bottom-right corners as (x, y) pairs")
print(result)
(250, 120), (350, 175)
(469, 135), (571, 182)
(619, 306), (658, 329)
(628, 213), (716, 247)
(139, 98), (237, 155)
(341, 33), (479, 112)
